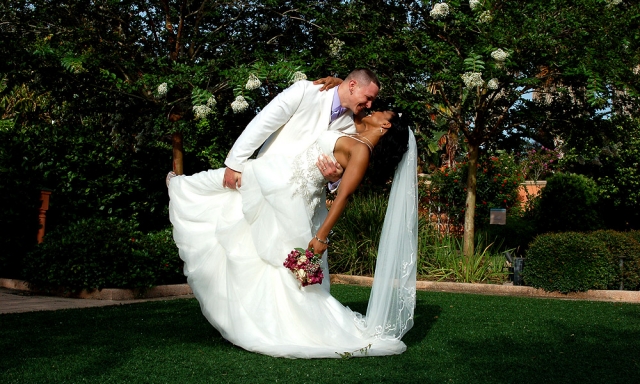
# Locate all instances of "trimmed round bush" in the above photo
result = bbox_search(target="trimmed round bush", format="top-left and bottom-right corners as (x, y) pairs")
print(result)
(534, 173), (601, 233)
(591, 230), (640, 290)
(22, 218), (184, 291)
(524, 232), (616, 293)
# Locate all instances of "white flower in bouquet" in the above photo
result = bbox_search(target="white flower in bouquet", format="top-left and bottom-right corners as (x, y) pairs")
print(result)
(206, 95), (217, 108)
(461, 72), (484, 88)
(157, 83), (168, 97)
(231, 95), (249, 113)
(478, 10), (493, 23)
(291, 71), (307, 83)
(430, 3), (450, 19)
(297, 269), (307, 279)
(193, 105), (212, 120)
(491, 49), (509, 62)
(469, 0), (481, 11)
(245, 74), (261, 90)
(487, 78), (499, 90)
(329, 39), (345, 57)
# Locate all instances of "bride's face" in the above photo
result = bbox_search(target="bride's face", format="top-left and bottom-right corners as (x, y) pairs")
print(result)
(363, 111), (396, 128)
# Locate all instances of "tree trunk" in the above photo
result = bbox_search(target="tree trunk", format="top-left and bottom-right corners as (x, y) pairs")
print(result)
(463, 143), (480, 257)
(172, 132), (184, 175)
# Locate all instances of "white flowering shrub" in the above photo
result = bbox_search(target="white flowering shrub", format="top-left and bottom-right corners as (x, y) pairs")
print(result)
(491, 49), (509, 62)
(329, 39), (345, 57)
(231, 95), (249, 113)
(206, 96), (216, 108)
(469, 0), (481, 11)
(157, 83), (168, 97)
(430, 3), (450, 19)
(193, 105), (212, 120)
(478, 10), (493, 23)
(461, 72), (484, 88)
(291, 71), (307, 83)
(605, 0), (622, 7)
(487, 78), (499, 90)
(245, 73), (261, 90)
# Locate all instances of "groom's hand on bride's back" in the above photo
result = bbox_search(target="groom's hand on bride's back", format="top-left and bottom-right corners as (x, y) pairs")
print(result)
(223, 167), (242, 189)
(317, 154), (343, 183)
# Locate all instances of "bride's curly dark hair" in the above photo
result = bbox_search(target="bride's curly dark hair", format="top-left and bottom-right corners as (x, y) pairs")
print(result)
(366, 112), (410, 186)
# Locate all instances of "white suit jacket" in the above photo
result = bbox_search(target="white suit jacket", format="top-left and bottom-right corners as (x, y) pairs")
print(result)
(224, 81), (355, 172)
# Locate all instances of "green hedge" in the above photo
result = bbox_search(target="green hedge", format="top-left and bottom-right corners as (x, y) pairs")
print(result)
(524, 230), (640, 293)
(524, 232), (616, 293)
(22, 218), (184, 291)
(590, 230), (640, 290)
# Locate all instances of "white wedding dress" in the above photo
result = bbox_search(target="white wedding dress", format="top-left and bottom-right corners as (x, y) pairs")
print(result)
(169, 130), (417, 359)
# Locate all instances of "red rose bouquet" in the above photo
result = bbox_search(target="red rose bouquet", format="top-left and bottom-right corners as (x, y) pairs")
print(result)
(283, 248), (324, 287)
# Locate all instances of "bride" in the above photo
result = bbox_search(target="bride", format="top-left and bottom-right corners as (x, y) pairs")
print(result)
(168, 109), (417, 359)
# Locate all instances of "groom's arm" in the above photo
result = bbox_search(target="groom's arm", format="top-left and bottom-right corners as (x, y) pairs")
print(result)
(224, 81), (308, 173)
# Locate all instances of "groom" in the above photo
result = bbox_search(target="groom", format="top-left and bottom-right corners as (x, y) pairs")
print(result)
(223, 68), (380, 189)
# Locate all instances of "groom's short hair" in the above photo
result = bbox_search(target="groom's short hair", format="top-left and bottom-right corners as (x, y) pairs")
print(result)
(345, 69), (380, 89)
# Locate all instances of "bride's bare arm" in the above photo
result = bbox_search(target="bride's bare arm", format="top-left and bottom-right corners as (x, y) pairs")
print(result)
(307, 145), (369, 254)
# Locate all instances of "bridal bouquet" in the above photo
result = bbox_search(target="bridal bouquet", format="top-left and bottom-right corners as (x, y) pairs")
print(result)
(283, 248), (324, 287)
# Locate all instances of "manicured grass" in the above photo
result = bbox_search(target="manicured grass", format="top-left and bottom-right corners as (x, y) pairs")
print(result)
(1, 285), (639, 384)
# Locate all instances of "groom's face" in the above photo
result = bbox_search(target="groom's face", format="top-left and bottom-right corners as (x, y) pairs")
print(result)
(349, 81), (379, 115)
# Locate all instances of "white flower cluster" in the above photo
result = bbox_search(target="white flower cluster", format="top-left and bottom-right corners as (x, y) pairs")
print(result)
(245, 74), (261, 90)
(430, 3), (450, 19)
(487, 78), (499, 90)
(491, 49), (509, 62)
(469, 0), (481, 11)
(193, 105), (212, 120)
(478, 10), (493, 23)
(231, 95), (249, 113)
(157, 83), (168, 97)
(329, 39), (345, 57)
(291, 71), (307, 83)
(207, 95), (217, 108)
(461, 72), (484, 88)
(605, 0), (622, 7)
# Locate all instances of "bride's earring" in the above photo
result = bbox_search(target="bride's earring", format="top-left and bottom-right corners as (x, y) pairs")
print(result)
(380, 127), (383, 133)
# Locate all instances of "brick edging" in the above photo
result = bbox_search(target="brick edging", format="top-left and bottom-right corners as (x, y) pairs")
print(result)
(3, 276), (639, 303)
(0, 278), (192, 300)
(330, 275), (640, 303)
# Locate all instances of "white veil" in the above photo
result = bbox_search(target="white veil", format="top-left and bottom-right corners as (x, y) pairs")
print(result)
(356, 131), (418, 340)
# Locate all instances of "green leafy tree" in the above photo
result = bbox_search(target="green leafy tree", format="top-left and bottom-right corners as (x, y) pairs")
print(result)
(397, 0), (640, 255)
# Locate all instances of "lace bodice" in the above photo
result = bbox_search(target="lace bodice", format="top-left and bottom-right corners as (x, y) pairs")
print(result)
(289, 131), (346, 219)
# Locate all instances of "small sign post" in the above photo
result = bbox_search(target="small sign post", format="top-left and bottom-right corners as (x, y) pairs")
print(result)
(490, 208), (506, 225)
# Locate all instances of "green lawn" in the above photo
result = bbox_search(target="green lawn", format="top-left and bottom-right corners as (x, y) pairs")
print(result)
(1, 285), (639, 384)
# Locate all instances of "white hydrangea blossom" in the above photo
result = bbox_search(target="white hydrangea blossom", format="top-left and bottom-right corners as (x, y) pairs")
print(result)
(461, 72), (484, 88)
(245, 74), (261, 90)
(430, 3), (450, 19)
(157, 83), (168, 97)
(231, 95), (249, 113)
(291, 71), (307, 83)
(193, 105), (212, 120)
(491, 49), (509, 62)
(329, 39), (345, 57)
(605, 0), (622, 7)
(487, 78), (499, 90)
(478, 10), (493, 23)
(469, 0), (481, 11)
(206, 95), (217, 108)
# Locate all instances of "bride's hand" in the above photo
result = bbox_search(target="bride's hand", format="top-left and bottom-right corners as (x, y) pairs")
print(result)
(313, 76), (343, 91)
(317, 154), (343, 182)
(308, 237), (328, 256)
